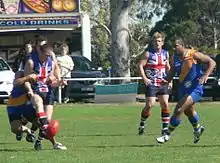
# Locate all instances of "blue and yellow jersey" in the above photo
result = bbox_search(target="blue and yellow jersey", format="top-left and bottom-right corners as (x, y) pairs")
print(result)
(7, 86), (28, 107)
(173, 49), (203, 96)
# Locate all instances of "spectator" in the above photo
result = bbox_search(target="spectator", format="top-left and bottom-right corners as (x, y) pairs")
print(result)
(57, 43), (74, 103)
(14, 41), (33, 72)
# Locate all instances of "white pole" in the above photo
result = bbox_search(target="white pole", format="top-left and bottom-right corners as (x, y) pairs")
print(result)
(81, 13), (91, 61)
(58, 86), (62, 104)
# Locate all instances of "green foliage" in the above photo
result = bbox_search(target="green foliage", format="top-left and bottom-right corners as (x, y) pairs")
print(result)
(151, 0), (220, 51)
(81, 0), (111, 70)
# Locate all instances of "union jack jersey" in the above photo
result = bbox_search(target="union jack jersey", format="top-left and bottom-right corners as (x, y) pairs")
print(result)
(144, 49), (169, 86)
(30, 52), (53, 93)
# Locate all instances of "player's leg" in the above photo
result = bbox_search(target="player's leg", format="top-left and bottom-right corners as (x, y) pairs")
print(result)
(7, 106), (31, 141)
(31, 94), (49, 129)
(157, 85), (170, 135)
(156, 94), (194, 143)
(31, 93), (50, 150)
(184, 91), (204, 143)
(44, 103), (67, 150)
(138, 85), (157, 135)
(23, 104), (38, 143)
(10, 119), (31, 141)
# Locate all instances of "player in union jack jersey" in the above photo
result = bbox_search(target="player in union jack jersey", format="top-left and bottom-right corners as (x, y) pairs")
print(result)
(138, 32), (171, 135)
(24, 44), (66, 150)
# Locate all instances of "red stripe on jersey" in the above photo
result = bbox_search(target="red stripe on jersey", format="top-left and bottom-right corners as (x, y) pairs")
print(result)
(41, 67), (46, 78)
(158, 54), (162, 66)
(145, 64), (165, 69)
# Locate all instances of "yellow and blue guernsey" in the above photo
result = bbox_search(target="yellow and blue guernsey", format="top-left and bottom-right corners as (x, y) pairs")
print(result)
(7, 85), (35, 122)
(173, 49), (203, 102)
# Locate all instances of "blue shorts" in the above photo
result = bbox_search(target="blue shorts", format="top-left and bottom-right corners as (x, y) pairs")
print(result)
(7, 104), (36, 123)
(32, 86), (55, 105)
(178, 88), (203, 103)
(145, 85), (169, 97)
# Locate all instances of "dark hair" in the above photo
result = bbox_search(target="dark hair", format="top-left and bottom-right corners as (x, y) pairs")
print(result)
(24, 40), (33, 45)
(35, 35), (47, 45)
(174, 37), (185, 46)
(40, 44), (53, 52)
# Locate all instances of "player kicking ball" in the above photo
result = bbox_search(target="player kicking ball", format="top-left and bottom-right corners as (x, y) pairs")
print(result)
(24, 44), (66, 150)
(156, 38), (216, 144)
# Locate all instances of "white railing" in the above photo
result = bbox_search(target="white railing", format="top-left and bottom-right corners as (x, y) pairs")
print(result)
(57, 76), (218, 104)
(58, 77), (142, 104)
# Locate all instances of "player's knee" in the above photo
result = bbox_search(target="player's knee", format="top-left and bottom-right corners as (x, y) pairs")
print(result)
(174, 107), (182, 116)
(161, 102), (169, 109)
(10, 121), (22, 134)
(145, 102), (155, 109)
(31, 95), (43, 108)
(184, 108), (194, 117)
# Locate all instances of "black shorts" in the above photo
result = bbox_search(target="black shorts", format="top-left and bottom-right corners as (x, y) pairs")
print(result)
(7, 104), (36, 123)
(145, 85), (169, 97)
(33, 87), (55, 105)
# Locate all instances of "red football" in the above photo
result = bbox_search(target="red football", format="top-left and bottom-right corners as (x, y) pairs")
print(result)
(47, 120), (60, 138)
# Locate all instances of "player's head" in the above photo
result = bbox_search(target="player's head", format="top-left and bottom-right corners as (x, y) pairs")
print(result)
(152, 32), (164, 51)
(173, 37), (186, 55)
(40, 44), (53, 61)
(35, 35), (47, 47)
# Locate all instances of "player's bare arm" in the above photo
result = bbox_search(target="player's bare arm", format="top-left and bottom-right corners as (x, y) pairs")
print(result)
(194, 52), (216, 84)
(14, 73), (38, 86)
(139, 52), (151, 85)
(164, 57), (175, 84)
(23, 59), (36, 96)
(47, 62), (61, 87)
(51, 52), (61, 82)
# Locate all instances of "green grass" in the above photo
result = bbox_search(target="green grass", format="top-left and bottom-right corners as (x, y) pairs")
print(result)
(0, 102), (220, 163)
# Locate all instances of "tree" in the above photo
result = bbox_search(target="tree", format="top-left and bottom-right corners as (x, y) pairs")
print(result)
(109, 0), (135, 83)
(199, 0), (220, 50)
(151, 0), (220, 52)
(81, 0), (111, 69)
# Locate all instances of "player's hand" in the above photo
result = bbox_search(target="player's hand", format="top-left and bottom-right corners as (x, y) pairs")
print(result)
(198, 75), (208, 85)
(61, 79), (68, 86)
(168, 82), (173, 90)
(143, 78), (152, 86)
(46, 75), (57, 84)
(28, 74), (38, 82)
(50, 80), (60, 87)
(161, 79), (168, 85)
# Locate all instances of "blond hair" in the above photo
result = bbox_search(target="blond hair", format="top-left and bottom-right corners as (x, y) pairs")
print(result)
(152, 32), (165, 41)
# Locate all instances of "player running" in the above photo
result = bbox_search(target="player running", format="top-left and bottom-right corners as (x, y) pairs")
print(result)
(138, 32), (171, 135)
(156, 38), (216, 144)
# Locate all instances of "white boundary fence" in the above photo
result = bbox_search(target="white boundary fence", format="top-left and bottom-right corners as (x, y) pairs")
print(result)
(58, 77), (142, 104)
(57, 76), (218, 104)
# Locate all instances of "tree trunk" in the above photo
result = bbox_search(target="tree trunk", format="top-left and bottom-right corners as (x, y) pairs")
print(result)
(110, 0), (134, 84)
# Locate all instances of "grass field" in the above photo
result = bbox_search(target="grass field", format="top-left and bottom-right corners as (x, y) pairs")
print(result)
(0, 102), (220, 163)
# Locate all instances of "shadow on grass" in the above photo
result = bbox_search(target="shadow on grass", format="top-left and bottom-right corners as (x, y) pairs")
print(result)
(74, 133), (158, 137)
(181, 144), (220, 148)
(82, 144), (159, 148)
(0, 148), (32, 152)
(82, 144), (220, 149)
(0, 142), (16, 145)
